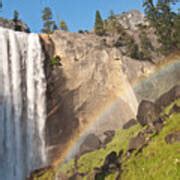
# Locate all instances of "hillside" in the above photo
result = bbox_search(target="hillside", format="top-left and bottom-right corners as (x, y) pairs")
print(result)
(30, 86), (180, 179)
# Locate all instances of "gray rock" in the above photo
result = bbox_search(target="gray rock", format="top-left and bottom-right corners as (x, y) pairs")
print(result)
(137, 100), (159, 126)
(170, 104), (180, 114)
(165, 131), (180, 144)
(102, 130), (115, 145)
(153, 119), (164, 133)
(79, 134), (101, 155)
(128, 132), (146, 152)
(123, 119), (137, 129)
(155, 85), (180, 113)
(116, 10), (146, 31)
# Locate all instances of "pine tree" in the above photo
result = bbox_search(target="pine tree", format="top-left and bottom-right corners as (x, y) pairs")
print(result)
(0, 0), (2, 9)
(139, 31), (153, 60)
(94, 10), (104, 35)
(13, 10), (19, 21)
(173, 11), (180, 49)
(41, 7), (57, 33)
(143, 0), (179, 54)
(60, 20), (68, 31)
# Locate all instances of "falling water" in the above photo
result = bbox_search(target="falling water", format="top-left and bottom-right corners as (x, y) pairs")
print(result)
(0, 27), (47, 180)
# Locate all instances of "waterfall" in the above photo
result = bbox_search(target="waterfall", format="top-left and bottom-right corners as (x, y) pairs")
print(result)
(0, 27), (47, 180)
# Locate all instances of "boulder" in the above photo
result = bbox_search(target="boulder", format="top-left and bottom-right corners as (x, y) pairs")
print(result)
(69, 173), (84, 180)
(123, 119), (137, 129)
(155, 85), (180, 113)
(128, 132), (146, 152)
(153, 118), (164, 133)
(137, 100), (159, 126)
(101, 130), (115, 145)
(165, 131), (180, 144)
(170, 104), (180, 114)
(79, 134), (101, 155)
(94, 151), (119, 180)
(103, 151), (118, 168)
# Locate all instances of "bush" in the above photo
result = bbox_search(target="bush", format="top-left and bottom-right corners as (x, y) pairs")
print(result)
(50, 56), (61, 66)
(139, 31), (153, 60)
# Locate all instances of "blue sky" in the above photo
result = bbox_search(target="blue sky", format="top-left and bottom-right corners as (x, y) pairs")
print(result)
(0, 0), (178, 32)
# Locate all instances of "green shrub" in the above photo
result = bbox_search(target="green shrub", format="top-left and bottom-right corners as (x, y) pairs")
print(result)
(50, 56), (60, 66)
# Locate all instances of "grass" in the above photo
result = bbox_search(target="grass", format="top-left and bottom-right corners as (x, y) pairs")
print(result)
(162, 99), (180, 116)
(58, 124), (141, 177)
(121, 113), (180, 180)
(30, 168), (55, 180)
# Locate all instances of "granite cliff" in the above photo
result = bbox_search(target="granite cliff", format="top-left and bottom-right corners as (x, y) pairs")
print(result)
(39, 10), (180, 165)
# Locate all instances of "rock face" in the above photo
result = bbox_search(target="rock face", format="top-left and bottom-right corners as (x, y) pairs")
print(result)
(44, 30), (141, 162)
(40, 27), (180, 164)
(116, 10), (147, 31)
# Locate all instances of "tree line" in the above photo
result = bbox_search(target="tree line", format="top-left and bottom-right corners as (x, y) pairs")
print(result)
(94, 0), (180, 55)
(41, 7), (68, 33)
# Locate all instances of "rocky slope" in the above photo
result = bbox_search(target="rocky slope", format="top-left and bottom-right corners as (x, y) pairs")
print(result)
(31, 85), (180, 180)
(40, 27), (180, 166)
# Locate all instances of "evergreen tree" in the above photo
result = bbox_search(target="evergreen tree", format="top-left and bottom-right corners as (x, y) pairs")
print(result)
(139, 31), (153, 60)
(13, 10), (19, 21)
(0, 0), (2, 9)
(172, 10), (180, 49)
(143, 0), (179, 54)
(41, 7), (57, 33)
(109, 10), (115, 20)
(59, 20), (68, 31)
(94, 10), (104, 35)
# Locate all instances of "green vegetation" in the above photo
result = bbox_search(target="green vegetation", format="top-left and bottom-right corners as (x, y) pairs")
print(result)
(59, 20), (68, 31)
(13, 10), (19, 22)
(127, 39), (141, 60)
(94, 10), (105, 35)
(121, 113), (180, 180)
(58, 99), (180, 179)
(58, 125), (141, 177)
(139, 31), (153, 60)
(143, 0), (180, 54)
(104, 10), (124, 35)
(30, 168), (55, 180)
(32, 99), (180, 180)
(41, 7), (57, 33)
(50, 56), (60, 66)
